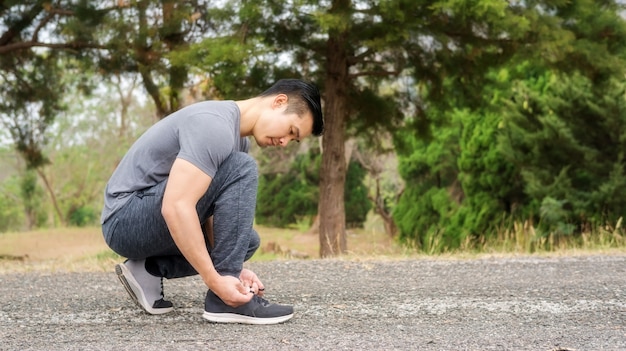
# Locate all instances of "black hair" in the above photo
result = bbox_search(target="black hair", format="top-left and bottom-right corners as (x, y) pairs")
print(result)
(259, 79), (324, 136)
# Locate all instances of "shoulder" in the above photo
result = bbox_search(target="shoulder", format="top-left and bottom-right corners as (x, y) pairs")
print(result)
(164, 101), (236, 131)
(177, 100), (238, 118)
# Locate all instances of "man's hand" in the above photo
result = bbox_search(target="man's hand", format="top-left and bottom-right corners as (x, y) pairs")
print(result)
(240, 268), (265, 296)
(210, 275), (254, 307)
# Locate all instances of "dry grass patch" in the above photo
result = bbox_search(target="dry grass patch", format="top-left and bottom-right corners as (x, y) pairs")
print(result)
(0, 227), (116, 273)
(0, 227), (108, 261)
(3, 225), (623, 274)
(0, 225), (407, 273)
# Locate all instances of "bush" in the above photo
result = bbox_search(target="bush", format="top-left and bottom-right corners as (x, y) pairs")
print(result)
(345, 161), (371, 228)
(394, 66), (626, 252)
(0, 176), (25, 232)
(68, 206), (98, 227)
(256, 150), (371, 229)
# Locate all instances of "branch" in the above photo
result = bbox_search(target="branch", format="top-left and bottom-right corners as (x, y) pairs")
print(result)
(349, 70), (399, 78)
(348, 48), (374, 65)
(0, 41), (107, 55)
(138, 65), (168, 118)
(0, 3), (44, 47)
(31, 10), (56, 42)
(1, 3), (119, 52)
(45, 7), (74, 16)
(441, 28), (515, 46)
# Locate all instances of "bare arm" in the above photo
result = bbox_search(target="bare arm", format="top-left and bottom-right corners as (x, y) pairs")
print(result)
(203, 216), (265, 296)
(161, 158), (252, 306)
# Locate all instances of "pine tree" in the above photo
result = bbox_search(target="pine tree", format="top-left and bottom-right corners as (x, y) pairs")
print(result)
(394, 0), (626, 249)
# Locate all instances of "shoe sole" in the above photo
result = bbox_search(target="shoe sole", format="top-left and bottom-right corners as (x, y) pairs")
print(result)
(202, 311), (294, 325)
(115, 263), (173, 315)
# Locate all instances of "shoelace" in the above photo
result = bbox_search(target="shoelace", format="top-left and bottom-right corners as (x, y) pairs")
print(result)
(159, 277), (165, 299)
(253, 295), (271, 307)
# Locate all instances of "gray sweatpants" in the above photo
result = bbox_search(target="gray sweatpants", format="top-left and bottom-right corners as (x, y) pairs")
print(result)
(102, 152), (260, 279)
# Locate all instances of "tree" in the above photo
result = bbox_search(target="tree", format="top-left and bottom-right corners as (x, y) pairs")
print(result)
(0, 175), (25, 232)
(393, 105), (464, 250)
(0, 1), (111, 172)
(19, 169), (47, 229)
(184, 0), (409, 256)
(0, 46), (69, 223)
(393, 0), (626, 249)
(352, 134), (403, 237)
(0, 2), (109, 225)
(90, 0), (222, 118)
(501, 70), (626, 238)
(46, 76), (155, 226)
(0, 1), (228, 226)
(252, 0), (555, 256)
(0, 55), (65, 169)
(256, 149), (321, 228)
(256, 146), (371, 230)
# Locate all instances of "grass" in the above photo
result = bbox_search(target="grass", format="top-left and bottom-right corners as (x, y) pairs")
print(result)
(1, 218), (626, 274)
(0, 227), (118, 273)
(0, 223), (407, 273)
(400, 218), (626, 258)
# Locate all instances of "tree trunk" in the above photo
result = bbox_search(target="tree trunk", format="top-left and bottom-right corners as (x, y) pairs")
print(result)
(372, 178), (398, 238)
(319, 79), (348, 257)
(319, 0), (351, 257)
(36, 167), (66, 226)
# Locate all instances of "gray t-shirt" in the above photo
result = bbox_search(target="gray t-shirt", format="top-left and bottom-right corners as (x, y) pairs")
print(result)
(101, 100), (250, 223)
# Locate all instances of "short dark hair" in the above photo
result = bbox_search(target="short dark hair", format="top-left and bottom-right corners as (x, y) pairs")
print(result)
(259, 79), (324, 136)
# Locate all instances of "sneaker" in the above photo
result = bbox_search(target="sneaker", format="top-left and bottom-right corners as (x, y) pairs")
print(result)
(202, 290), (294, 325)
(115, 259), (174, 315)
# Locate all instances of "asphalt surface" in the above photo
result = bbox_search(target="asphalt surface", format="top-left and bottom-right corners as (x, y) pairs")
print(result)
(1, 255), (625, 351)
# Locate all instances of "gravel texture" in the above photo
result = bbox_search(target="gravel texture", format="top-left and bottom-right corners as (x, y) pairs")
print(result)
(1, 255), (625, 351)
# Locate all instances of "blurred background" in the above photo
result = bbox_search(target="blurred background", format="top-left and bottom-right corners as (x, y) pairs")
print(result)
(2, 0), (626, 259)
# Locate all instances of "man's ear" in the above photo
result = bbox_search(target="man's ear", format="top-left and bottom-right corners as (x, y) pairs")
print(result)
(272, 94), (289, 109)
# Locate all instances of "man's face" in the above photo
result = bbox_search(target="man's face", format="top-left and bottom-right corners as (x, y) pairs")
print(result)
(253, 97), (314, 148)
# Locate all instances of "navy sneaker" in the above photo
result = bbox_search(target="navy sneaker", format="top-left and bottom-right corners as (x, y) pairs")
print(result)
(115, 259), (173, 315)
(202, 290), (294, 324)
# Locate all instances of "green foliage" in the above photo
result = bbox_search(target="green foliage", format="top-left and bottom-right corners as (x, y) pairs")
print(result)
(0, 54), (66, 169)
(256, 150), (371, 229)
(538, 197), (576, 238)
(2, 0), (626, 258)
(345, 161), (372, 227)
(256, 151), (321, 228)
(393, 0), (626, 252)
(45, 78), (156, 227)
(501, 70), (626, 232)
(68, 206), (98, 227)
(348, 86), (404, 143)
(89, 1), (216, 116)
(395, 68), (626, 251)
(19, 170), (47, 229)
(170, 36), (261, 100)
(456, 107), (526, 238)
(0, 176), (24, 233)
(393, 107), (464, 250)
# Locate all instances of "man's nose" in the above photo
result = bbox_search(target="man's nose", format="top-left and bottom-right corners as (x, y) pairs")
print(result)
(278, 136), (293, 147)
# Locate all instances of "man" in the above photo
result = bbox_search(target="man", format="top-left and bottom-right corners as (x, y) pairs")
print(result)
(101, 79), (324, 325)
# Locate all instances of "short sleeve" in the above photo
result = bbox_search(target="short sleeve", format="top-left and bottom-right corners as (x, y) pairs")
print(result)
(176, 114), (236, 178)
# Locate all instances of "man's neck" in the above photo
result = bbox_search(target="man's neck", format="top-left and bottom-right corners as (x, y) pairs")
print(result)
(235, 98), (258, 137)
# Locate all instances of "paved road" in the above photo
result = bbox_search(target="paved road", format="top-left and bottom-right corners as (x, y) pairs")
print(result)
(1, 255), (625, 351)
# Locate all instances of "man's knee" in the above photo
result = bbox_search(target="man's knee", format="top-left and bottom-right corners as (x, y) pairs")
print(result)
(245, 229), (260, 261)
